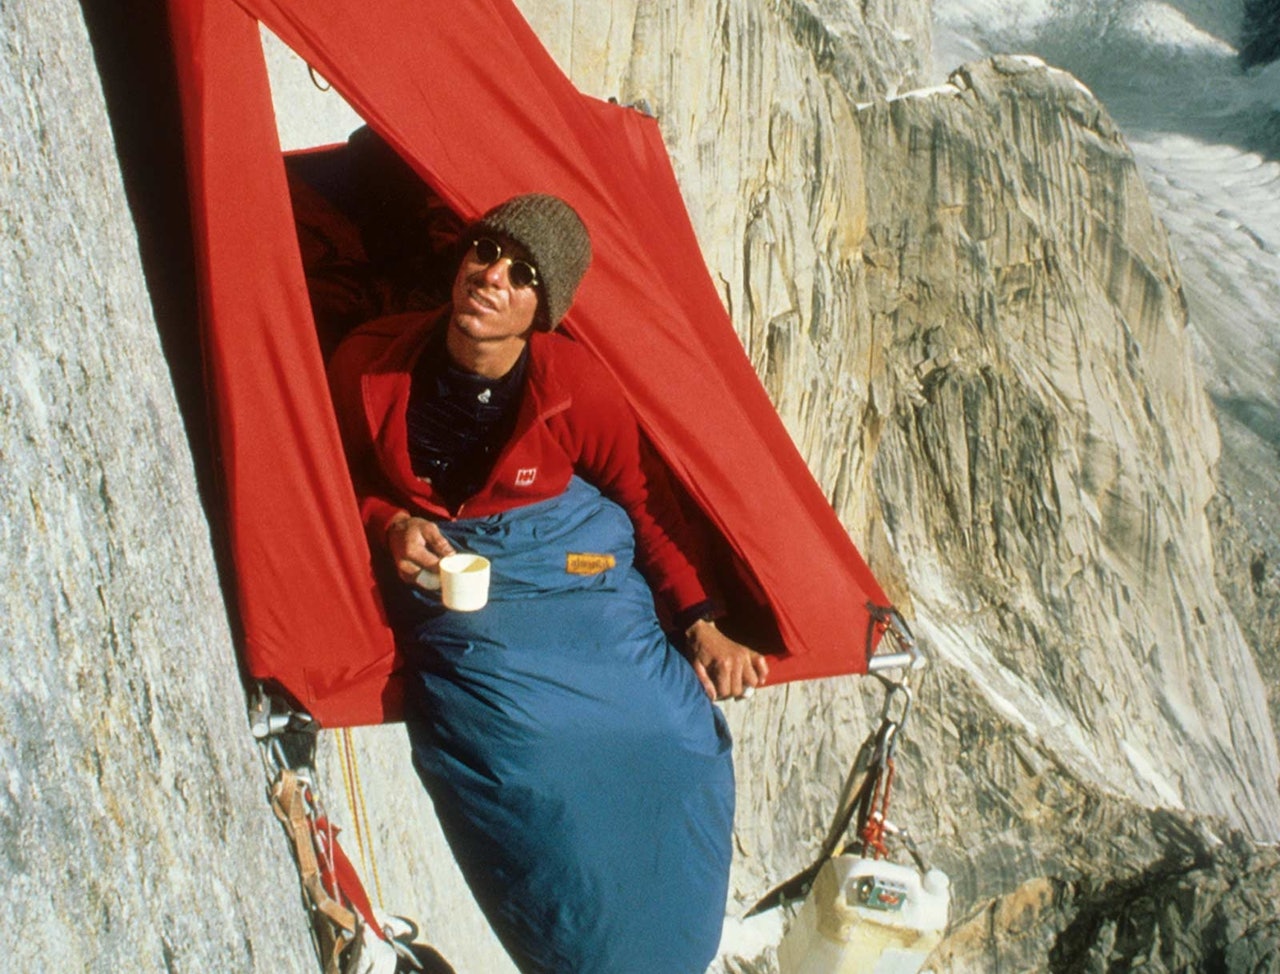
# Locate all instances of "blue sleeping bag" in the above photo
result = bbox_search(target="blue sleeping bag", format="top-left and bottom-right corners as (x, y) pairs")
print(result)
(389, 477), (735, 974)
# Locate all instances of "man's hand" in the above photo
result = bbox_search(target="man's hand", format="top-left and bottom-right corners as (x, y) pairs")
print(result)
(684, 619), (769, 701)
(386, 514), (457, 585)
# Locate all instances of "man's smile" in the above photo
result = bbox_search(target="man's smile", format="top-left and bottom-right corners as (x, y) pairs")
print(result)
(463, 285), (500, 312)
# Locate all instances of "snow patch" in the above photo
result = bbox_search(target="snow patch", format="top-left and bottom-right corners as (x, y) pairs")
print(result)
(887, 83), (966, 103)
(935, 0), (1057, 35)
(1001, 54), (1099, 99)
(1122, 1), (1235, 56)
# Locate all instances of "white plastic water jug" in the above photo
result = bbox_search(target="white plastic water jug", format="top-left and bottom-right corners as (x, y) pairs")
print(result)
(777, 856), (950, 974)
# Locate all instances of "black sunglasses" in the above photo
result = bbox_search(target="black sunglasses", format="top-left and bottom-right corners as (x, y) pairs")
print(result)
(471, 238), (540, 290)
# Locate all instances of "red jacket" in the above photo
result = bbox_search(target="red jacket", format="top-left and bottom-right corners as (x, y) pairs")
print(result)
(328, 312), (712, 619)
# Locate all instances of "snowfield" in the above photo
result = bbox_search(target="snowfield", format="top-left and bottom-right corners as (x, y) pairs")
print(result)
(934, 0), (1280, 553)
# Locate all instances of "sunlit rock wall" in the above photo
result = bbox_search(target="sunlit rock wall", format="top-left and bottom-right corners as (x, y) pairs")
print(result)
(8, 0), (1279, 970)
(858, 55), (1279, 837)
(0, 2), (311, 969)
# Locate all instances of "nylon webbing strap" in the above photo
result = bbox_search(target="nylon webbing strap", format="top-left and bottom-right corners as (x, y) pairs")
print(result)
(271, 769), (360, 973)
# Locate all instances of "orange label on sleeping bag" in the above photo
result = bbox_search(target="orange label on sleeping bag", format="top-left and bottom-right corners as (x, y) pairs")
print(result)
(566, 553), (617, 575)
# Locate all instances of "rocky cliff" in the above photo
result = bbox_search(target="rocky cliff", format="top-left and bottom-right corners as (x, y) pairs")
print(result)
(3, 0), (1278, 972)
(1, 2), (312, 969)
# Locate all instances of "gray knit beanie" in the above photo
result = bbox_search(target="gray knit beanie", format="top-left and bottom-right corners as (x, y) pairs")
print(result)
(471, 194), (592, 329)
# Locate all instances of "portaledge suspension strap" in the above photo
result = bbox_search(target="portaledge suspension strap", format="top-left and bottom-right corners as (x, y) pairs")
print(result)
(252, 688), (385, 974)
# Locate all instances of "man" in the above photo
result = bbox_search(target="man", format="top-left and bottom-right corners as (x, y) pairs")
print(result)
(329, 193), (766, 973)
(332, 192), (768, 700)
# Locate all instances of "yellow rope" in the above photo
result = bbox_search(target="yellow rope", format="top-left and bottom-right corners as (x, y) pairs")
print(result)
(337, 728), (386, 910)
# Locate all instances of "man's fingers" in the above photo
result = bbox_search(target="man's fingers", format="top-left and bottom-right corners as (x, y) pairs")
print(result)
(698, 653), (766, 700)
(722, 655), (769, 700)
(397, 558), (430, 584)
(419, 522), (456, 556)
(393, 520), (457, 582)
(712, 660), (742, 701)
(751, 652), (770, 685)
(692, 661), (717, 700)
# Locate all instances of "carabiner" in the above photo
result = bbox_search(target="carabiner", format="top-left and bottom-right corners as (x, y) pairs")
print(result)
(880, 682), (913, 733)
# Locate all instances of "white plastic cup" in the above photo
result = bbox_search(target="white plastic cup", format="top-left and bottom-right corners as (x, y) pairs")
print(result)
(438, 553), (491, 611)
(413, 567), (442, 591)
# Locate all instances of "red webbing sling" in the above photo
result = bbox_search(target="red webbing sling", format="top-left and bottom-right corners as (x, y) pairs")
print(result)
(168, 0), (891, 728)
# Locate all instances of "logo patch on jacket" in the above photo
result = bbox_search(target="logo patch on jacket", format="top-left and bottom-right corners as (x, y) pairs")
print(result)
(566, 553), (617, 576)
(514, 467), (537, 487)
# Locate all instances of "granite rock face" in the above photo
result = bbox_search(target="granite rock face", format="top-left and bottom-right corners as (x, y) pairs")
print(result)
(929, 811), (1280, 972)
(858, 55), (1280, 832)
(5, 0), (1279, 972)
(1, 1), (311, 970)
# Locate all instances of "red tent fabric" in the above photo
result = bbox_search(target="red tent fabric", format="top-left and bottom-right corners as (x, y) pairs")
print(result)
(167, 0), (892, 727)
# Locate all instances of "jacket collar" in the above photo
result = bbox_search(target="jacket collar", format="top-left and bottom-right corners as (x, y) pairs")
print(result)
(358, 312), (575, 496)
(372, 311), (571, 411)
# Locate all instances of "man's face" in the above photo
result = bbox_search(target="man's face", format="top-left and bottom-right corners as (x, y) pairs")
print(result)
(449, 236), (541, 344)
